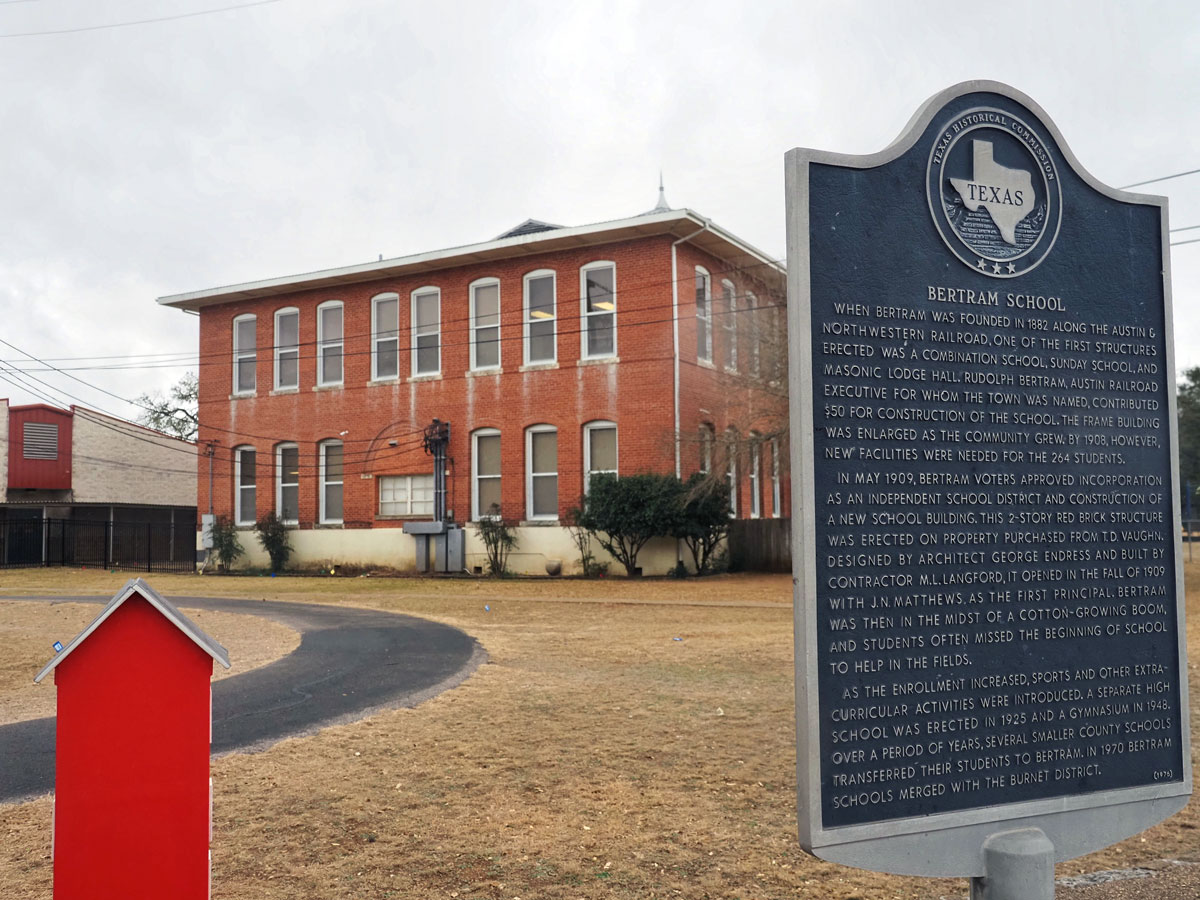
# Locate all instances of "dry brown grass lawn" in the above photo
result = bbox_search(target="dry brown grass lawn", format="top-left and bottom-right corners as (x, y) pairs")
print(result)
(0, 566), (1196, 900)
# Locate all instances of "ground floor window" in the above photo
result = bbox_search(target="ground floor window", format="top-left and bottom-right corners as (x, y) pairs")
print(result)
(379, 474), (434, 517)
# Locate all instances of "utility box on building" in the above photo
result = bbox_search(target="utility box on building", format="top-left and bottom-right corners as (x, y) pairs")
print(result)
(35, 578), (230, 900)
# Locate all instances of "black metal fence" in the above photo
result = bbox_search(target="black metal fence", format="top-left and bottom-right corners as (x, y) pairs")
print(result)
(0, 518), (195, 573)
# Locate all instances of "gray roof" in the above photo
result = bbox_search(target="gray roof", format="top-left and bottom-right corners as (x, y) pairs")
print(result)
(495, 218), (563, 239)
(34, 578), (231, 683)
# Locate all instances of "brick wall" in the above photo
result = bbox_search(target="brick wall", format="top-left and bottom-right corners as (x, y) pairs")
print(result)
(71, 408), (198, 507)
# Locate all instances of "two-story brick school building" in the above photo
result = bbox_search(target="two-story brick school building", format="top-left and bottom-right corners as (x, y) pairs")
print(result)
(158, 199), (788, 574)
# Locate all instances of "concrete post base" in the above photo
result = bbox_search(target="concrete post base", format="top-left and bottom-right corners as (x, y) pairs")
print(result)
(969, 828), (1055, 900)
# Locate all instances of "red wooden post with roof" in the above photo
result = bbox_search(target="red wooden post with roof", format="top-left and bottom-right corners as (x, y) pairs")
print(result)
(35, 579), (230, 900)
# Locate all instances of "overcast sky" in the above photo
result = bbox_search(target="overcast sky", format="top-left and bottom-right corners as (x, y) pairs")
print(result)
(1, 0), (1198, 423)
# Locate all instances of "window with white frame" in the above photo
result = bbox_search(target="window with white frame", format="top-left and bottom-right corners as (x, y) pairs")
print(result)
(234, 446), (256, 525)
(725, 429), (738, 518)
(770, 439), (781, 518)
(276, 443), (299, 524)
(526, 425), (558, 520)
(695, 268), (711, 363)
(722, 280), (737, 372)
(319, 440), (343, 524)
(274, 308), (299, 390)
(749, 434), (761, 518)
(379, 474), (434, 517)
(698, 423), (714, 474)
(412, 288), (440, 376)
(472, 428), (501, 519)
(470, 279), (501, 371)
(746, 292), (760, 378)
(233, 314), (256, 394)
(524, 270), (556, 365)
(372, 293), (400, 380)
(581, 262), (615, 359)
(317, 302), (343, 386)
(583, 420), (617, 492)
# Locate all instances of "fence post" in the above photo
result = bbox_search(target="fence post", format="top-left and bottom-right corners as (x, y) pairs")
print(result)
(104, 520), (111, 570)
(146, 522), (152, 572)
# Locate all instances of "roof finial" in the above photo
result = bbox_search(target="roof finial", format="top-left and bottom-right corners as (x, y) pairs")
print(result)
(654, 171), (670, 212)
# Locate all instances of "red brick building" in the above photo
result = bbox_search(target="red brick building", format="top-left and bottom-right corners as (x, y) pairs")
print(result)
(158, 202), (788, 573)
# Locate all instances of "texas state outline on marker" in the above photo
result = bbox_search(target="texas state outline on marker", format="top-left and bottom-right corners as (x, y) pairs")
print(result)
(948, 140), (1034, 245)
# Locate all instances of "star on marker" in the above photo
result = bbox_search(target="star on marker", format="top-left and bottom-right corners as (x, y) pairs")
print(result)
(976, 259), (987, 271)
(992, 262), (1003, 274)
(1007, 262), (1017, 274)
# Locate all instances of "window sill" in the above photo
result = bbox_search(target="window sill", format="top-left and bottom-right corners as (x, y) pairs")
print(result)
(315, 522), (344, 529)
(465, 367), (503, 378)
(520, 518), (560, 526)
(578, 356), (618, 367)
(519, 362), (558, 373)
(376, 515), (434, 521)
(229, 392), (257, 400)
(312, 383), (343, 392)
(368, 377), (402, 387)
(409, 373), (441, 383)
(270, 387), (299, 397)
(697, 359), (715, 370)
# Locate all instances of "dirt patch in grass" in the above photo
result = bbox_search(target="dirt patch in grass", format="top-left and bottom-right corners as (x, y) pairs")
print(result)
(0, 566), (1196, 900)
(0, 599), (300, 726)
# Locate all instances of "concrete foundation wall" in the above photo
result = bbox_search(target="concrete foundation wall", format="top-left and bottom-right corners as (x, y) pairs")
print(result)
(223, 525), (686, 576)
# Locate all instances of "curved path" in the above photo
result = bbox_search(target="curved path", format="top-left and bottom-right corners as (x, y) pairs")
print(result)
(0, 594), (484, 803)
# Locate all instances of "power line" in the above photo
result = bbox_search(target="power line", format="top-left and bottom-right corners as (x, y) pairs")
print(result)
(0, 0), (281, 38)
(1119, 168), (1200, 190)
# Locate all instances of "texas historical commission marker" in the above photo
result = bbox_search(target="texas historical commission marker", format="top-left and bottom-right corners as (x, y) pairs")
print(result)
(786, 81), (1190, 881)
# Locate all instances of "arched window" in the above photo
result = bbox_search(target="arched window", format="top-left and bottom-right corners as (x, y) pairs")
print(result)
(372, 293), (400, 380)
(232, 314), (256, 394)
(695, 267), (711, 363)
(274, 308), (299, 390)
(275, 443), (299, 524)
(524, 269), (557, 365)
(470, 279), (501, 371)
(583, 420), (617, 492)
(411, 287), (441, 376)
(580, 261), (616, 359)
(316, 301), (344, 386)
(234, 446), (256, 525)
(525, 424), (558, 520)
(472, 428), (502, 520)
(319, 440), (344, 524)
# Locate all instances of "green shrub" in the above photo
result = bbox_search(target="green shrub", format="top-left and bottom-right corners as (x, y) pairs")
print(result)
(254, 512), (293, 573)
(675, 472), (731, 575)
(577, 473), (684, 577)
(210, 515), (244, 571)
(477, 504), (517, 575)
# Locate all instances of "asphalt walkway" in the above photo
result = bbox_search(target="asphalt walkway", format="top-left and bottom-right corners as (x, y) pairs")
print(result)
(0, 594), (483, 802)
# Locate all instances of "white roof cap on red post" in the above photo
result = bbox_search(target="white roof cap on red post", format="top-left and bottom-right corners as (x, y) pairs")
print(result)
(34, 578), (231, 683)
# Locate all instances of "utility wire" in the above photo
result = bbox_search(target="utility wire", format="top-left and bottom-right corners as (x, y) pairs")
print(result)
(0, 0), (281, 38)
(1119, 168), (1200, 190)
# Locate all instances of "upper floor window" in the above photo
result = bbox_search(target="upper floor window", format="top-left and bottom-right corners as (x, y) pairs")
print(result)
(319, 440), (344, 524)
(472, 428), (502, 520)
(317, 302), (343, 386)
(746, 292), (760, 378)
(524, 270), (556, 365)
(233, 314), (256, 394)
(412, 288), (440, 376)
(274, 308), (299, 390)
(234, 446), (256, 525)
(276, 443), (299, 524)
(581, 262), (616, 359)
(583, 420), (617, 492)
(470, 279), (501, 371)
(695, 268), (711, 363)
(722, 280), (737, 372)
(526, 424), (558, 520)
(372, 293), (400, 380)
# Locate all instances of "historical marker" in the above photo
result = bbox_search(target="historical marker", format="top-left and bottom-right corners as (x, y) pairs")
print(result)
(786, 81), (1191, 880)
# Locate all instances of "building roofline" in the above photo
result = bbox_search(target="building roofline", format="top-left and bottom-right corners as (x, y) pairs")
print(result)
(34, 578), (230, 683)
(157, 208), (784, 311)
